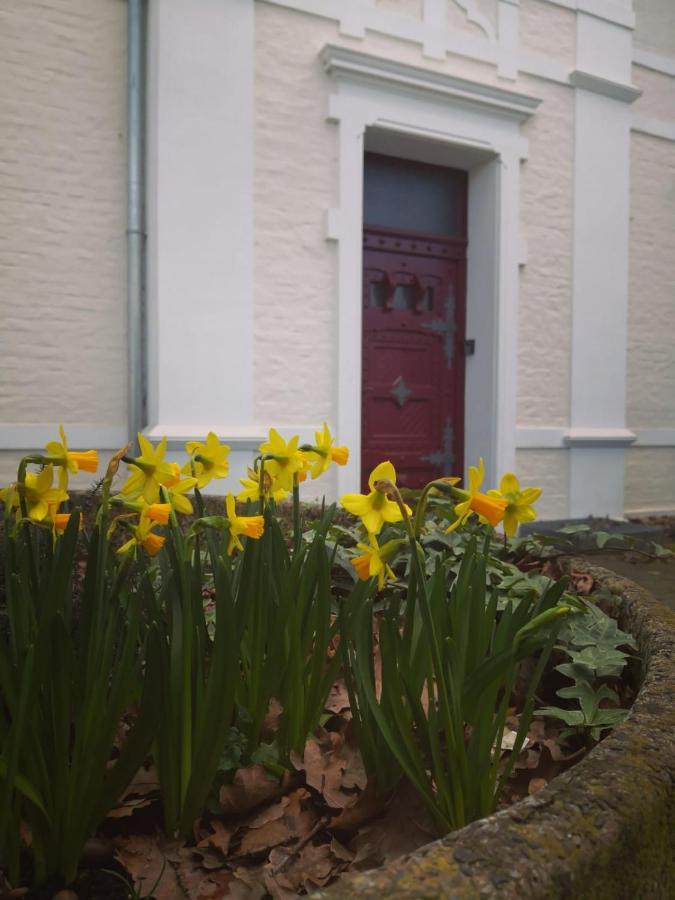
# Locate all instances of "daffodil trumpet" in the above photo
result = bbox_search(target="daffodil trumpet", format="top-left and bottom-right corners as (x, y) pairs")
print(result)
(443, 459), (508, 533)
(352, 535), (406, 590)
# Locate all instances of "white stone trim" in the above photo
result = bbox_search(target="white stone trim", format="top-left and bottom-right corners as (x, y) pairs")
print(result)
(320, 45), (541, 119)
(322, 45), (536, 493)
(258, 0), (641, 90)
(565, 7), (634, 518)
(447, 0), (496, 41)
(0, 425), (128, 450)
(145, 0), (254, 433)
(564, 427), (636, 447)
(142, 423), (326, 453)
(516, 427), (569, 449)
(631, 115), (675, 143)
(569, 69), (641, 103)
(515, 427), (665, 449)
(260, 0), (498, 68)
(633, 48), (675, 78)
(631, 429), (675, 448)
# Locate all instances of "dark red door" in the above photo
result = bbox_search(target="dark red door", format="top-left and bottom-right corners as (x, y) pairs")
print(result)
(361, 226), (466, 491)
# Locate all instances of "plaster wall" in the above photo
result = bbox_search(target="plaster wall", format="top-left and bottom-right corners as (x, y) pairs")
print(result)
(633, 0), (675, 58)
(515, 449), (569, 519)
(632, 66), (675, 121)
(376, 0), (423, 19)
(253, 5), (338, 427)
(517, 75), (574, 427)
(519, 0), (576, 65)
(625, 448), (675, 515)
(0, 0), (127, 429)
(627, 132), (675, 430)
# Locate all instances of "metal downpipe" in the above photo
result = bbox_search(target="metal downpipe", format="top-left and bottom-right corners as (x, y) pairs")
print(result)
(127, 0), (145, 452)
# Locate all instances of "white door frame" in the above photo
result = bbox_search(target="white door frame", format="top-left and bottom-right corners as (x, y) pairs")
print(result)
(321, 45), (539, 494)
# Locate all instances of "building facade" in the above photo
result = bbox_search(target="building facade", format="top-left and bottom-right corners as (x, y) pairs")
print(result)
(1, 0), (674, 519)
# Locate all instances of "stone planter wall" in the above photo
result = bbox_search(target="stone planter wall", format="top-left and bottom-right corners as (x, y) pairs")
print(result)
(318, 564), (675, 899)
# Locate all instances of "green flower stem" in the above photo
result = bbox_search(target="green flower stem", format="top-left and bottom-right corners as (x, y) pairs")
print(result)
(292, 474), (301, 556)
(16, 455), (44, 596)
(161, 486), (193, 822)
(386, 479), (467, 826)
(258, 458), (267, 515)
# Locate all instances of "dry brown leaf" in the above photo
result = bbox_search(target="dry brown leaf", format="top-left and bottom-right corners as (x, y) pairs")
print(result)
(196, 820), (236, 858)
(108, 763), (160, 819)
(324, 679), (351, 715)
(218, 764), (289, 816)
(347, 780), (435, 871)
(528, 777), (548, 795)
(329, 837), (354, 862)
(295, 729), (366, 810)
(261, 698), (284, 740)
(238, 789), (317, 857)
(229, 865), (269, 899)
(172, 847), (239, 899)
(328, 781), (386, 832)
(113, 834), (183, 900)
(265, 842), (339, 897)
(570, 569), (595, 595)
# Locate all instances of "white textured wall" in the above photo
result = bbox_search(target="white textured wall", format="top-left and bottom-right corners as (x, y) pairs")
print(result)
(253, 4), (337, 427)
(632, 66), (675, 120)
(627, 131), (675, 429)
(0, 0), (127, 428)
(376, 0), (423, 18)
(519, 0), (576, 64)
(633, 0), (675, 57)
(518, 76), (574, 427)
(625, 448), (675, 515)
(515, 449), (569, 519)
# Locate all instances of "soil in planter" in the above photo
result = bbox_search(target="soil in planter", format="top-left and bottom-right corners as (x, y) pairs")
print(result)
(16, 859), (130, 900)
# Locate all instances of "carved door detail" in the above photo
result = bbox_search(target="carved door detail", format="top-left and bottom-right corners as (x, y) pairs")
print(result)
(361, 227), (466, 491)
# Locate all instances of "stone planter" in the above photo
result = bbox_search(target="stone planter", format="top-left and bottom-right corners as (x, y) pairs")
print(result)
(318, 563), (675, 899)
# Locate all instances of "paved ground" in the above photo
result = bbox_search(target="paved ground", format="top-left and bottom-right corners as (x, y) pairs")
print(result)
(585, 551), (675, 611)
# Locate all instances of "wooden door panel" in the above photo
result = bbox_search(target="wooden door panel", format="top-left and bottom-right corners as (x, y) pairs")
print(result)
(361, 226), (466, 491)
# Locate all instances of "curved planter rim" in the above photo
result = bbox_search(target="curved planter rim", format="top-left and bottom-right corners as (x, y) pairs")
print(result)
(317, 562), (675, 899)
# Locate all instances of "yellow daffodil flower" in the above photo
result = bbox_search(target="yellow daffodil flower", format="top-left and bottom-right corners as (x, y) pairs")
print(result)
(237, 467), (288, 504)
(164, 475), (198, 515)
(183, 432), (231, 489)
(351, 533), (404, 590)
(445, 458), (508, 533)
(117, 514), (166, 558)
(259, 429), (305, 492)
(111, 495), (171, 525)
(224, 493), (264, 555)
(44, 426), (99, 486)
(304, 423), (349, 479)
(488, 473), (542, 538)
(120, 434), (177, 503)
(52, 512), (74, 535)
(0, 483), (18, 509)
(341, 461), (411, 535)
(20, 465), (69, 522)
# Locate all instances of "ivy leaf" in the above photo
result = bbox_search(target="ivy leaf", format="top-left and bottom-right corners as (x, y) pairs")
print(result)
(594, 531), (611, 548)
(535, 706), (585, 728)
(558, 600), (637, 651)
(565, 644), (629, 678)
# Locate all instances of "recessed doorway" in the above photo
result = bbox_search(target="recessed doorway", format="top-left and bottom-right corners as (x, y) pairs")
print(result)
(361, 152), (468, 491)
